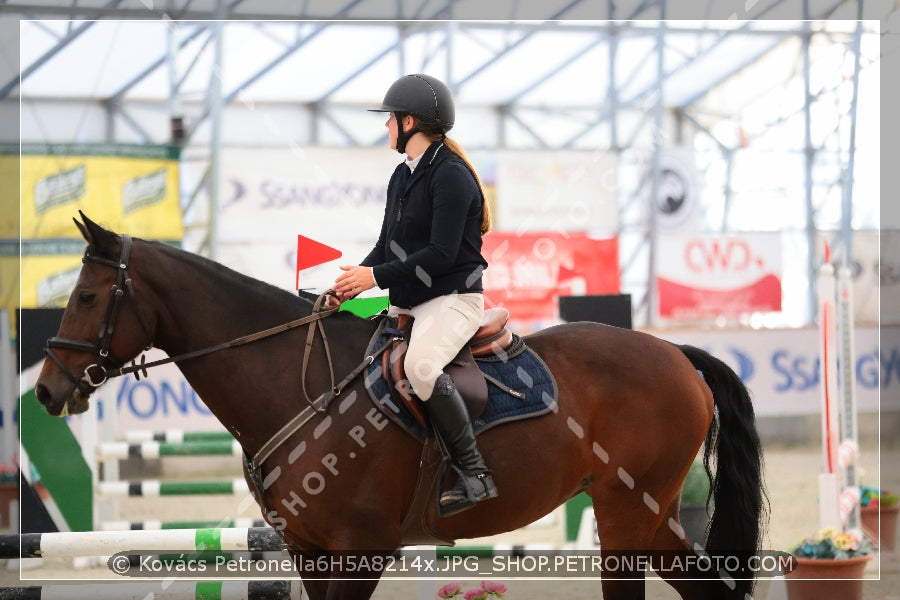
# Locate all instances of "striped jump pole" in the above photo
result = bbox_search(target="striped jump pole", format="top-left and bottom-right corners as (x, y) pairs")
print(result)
(97, 479), (250, 497)
(100, 519), (267, 531)
(123, 430), (235, 444)
(431, 543), (556, 558)
(0, 581), (299, 600)
(0, 527), (283, 559)
(96, 440), (242, 460)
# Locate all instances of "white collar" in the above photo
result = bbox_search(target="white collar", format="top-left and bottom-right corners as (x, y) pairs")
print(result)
(405, 153), (424, 173)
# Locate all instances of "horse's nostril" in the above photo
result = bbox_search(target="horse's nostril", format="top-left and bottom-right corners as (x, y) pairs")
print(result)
(35, 383), (51, 406)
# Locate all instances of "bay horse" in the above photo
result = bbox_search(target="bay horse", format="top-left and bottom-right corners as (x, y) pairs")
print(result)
(35, 214), (767, 600)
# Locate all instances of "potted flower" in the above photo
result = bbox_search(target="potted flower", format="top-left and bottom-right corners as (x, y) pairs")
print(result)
(679, 459), (711, 545)
(784, 526), (873, 600)
(438, 581), (506, 599)
(859, 486), (899, 552)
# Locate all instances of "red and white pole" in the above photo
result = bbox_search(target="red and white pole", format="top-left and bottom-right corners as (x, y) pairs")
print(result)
(818, 242), (841, 530)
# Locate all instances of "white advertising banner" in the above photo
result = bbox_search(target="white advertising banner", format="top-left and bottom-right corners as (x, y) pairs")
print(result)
(19, 353), (225, 445)
(213, 146), (404, 291)
(819, 230), (897, 324)
(652, 325), (898, 416)
(495, 150), (618, 234)
(885, 231), (900, 325)
(217, 240), (376, 294)
(216, 146), (399, 243)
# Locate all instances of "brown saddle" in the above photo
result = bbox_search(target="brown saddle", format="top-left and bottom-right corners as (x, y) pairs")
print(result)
(382, 307), (515, 429)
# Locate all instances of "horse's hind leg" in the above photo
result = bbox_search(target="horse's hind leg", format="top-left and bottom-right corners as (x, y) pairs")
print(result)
(647, 502), (744, 600)
(300, 579), (329, 600)
(299, 576), (380, 600)
(592, 502), (651, 600)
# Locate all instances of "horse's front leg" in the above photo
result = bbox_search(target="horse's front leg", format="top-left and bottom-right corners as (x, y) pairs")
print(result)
(289, 548), (328, 600)
(323, 576), (383, 600)
(291, 548), (386, 600)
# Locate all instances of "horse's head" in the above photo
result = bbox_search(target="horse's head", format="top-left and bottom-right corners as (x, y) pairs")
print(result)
(35, 212), (156, 416)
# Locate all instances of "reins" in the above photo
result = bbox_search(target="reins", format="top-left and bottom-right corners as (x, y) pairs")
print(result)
(106, 290), (338, 392)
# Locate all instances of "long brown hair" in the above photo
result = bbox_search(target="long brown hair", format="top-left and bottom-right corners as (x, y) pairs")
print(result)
(418, 119), (492, 235)
(443, 136), (492, 235)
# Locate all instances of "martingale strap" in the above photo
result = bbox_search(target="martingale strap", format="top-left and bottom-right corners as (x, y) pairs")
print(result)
(245, 334), (396, 481)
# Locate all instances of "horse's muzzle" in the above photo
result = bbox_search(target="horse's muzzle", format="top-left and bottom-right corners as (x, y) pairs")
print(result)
(35, 379), (91, 417)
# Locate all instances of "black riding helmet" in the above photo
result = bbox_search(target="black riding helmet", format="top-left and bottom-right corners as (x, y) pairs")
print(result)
(369, 74), (455, 154)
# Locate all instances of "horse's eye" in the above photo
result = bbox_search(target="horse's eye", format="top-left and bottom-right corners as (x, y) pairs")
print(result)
(78, 291), (97, 305)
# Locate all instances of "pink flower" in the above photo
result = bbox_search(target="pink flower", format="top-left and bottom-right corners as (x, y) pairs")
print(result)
(481, 581), (507, 596)
(438, 580), (506, 600)
(437, 582), (463, 599)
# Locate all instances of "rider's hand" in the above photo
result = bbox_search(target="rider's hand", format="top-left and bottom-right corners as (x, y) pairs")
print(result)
(324, 293), (342, 310)
(333, 265), (376, 301)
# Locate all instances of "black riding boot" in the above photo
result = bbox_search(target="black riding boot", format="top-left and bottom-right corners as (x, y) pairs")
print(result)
(425, 373), (498, 515)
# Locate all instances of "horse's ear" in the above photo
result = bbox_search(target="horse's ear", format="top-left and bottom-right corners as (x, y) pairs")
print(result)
(75, 211), (118, 256)
(74, 213), (91, 243)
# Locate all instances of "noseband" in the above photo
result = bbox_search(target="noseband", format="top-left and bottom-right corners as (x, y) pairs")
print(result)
(44, 234), (155, 390)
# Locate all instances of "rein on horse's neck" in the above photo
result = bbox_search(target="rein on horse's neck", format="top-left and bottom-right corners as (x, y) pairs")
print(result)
(151, 243), (312, 355)
(139, 242), (338, 452)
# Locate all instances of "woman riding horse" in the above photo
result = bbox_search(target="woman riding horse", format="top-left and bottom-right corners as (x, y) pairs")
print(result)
(331, 73), (497, 515)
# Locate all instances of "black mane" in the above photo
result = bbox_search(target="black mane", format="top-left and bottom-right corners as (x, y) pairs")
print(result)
(297, 288), (323, 305)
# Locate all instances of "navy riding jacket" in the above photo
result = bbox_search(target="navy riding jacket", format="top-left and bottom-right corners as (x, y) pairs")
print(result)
(361, 141), (488, 309)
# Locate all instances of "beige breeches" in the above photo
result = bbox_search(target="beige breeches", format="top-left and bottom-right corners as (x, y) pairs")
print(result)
(387, 293), (484, 399)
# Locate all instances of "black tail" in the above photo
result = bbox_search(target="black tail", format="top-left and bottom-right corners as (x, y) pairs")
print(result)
(678, 344), (769, 596)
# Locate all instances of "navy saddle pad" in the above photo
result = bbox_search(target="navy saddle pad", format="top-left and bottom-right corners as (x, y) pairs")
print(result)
(363, 319), (559, 442)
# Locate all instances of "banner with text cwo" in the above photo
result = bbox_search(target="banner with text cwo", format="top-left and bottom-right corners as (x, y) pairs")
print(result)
(657, 232), (782, 320)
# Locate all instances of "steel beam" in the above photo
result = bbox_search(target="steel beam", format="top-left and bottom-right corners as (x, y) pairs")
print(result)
(840, 14), (863, 269)
(0, 0), (125, 99)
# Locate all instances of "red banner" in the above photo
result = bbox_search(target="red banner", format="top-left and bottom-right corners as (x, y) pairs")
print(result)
(481, 232), (619, 327)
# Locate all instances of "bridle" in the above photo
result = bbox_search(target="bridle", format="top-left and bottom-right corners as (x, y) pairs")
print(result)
(44, 234), (155, 391)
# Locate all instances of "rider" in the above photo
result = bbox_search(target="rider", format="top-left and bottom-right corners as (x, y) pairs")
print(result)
(331, 73), (497, 514)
